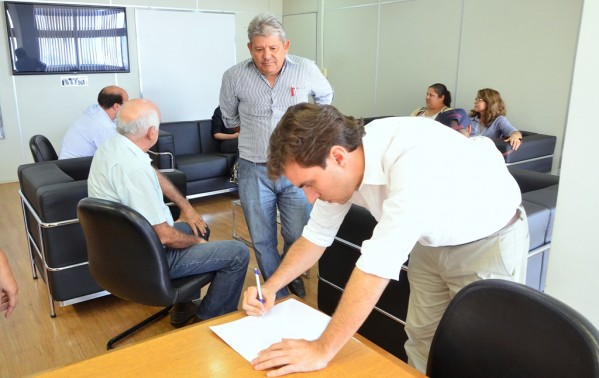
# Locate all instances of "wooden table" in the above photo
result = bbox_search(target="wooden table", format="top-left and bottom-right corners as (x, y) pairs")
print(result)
(34, 300), (425, 377)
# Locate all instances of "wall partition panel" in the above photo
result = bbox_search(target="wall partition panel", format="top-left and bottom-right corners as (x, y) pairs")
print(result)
(376, 0), (462, 117)
(323, 5), (379, 116)
(284, 13), (318, 61)
(457, 0), (581, 172)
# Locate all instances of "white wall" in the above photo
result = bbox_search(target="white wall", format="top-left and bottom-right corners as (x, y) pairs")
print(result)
(0, 0), (282, 184)
(546, 0), (599, 326)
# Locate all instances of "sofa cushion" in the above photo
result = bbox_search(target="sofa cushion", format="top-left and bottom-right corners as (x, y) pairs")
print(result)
(175, 154), (229, 182)
(160, 122), (202, 155)
(521, 200), (550, 250)
(198, 119), (222, 154)
(522, 185), (558, 243)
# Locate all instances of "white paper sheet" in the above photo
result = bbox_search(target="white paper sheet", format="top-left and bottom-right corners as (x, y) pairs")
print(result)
(210, 298), (331, 362)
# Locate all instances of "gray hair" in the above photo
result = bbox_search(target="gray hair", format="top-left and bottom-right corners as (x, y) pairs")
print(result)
(247, 13), (286, 44)
(116, 107), (160, 137)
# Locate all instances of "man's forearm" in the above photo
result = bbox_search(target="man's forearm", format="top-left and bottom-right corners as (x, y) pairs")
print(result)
(156, 169), (190, 210)
(317, 268), (390, 358)
(263, 236), (325, 293)
(153, 222), (203, 248)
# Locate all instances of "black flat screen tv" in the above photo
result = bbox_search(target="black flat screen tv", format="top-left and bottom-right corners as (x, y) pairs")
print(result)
(4, 2), (129, 75)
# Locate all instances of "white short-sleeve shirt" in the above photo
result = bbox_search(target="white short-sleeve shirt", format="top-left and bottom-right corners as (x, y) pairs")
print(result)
(88, 133), (174, 227)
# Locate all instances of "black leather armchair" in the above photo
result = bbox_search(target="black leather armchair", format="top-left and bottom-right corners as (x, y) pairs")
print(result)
(78, 198), (215, 349)
(427, 279), (599, 378)
(17, 158), (187, 317)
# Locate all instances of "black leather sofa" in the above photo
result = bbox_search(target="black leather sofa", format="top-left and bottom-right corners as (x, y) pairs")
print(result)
(317, 167), (559, 361)
(150, 120), (238, 199)
(17, 157), (186, 317)
(493, 131), (557, 173)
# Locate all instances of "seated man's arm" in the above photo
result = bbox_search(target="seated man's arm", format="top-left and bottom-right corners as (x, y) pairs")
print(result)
(155, 170), (208, 237)
(153, 222), (205, 248)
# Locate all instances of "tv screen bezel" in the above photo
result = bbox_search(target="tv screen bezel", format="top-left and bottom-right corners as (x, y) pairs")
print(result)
(4, 1), (130, 76)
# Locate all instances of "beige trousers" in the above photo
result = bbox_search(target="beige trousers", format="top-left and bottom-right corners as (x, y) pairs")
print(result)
(404, 207), (529, 373)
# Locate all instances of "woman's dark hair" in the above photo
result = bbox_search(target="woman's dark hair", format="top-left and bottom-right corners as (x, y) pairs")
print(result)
(429, 83), (452, 107)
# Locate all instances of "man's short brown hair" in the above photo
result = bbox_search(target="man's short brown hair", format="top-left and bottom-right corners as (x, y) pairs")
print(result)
(267, 103), (365, 179)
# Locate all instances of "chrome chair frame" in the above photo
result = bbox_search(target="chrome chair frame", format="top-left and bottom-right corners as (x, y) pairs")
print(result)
(19, 190), (109, 317)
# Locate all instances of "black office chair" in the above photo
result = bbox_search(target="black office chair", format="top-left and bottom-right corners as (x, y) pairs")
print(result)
(29, 134), (58, 162)
(427, 279), (599, 378)
(77, 197), (215, 349)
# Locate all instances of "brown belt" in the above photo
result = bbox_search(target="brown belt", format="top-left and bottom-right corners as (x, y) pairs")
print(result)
(503, 206), (524, 230)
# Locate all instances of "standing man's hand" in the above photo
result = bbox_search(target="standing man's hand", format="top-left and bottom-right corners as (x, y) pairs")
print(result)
(251, 339), (333, 377)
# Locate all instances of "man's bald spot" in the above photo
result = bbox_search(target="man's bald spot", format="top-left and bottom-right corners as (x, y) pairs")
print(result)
(102, 85), (128, 100)
(119, 98), (159, 123)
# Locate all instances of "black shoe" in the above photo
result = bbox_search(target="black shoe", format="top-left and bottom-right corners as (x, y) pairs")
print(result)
(170, 302), (197, 328)
(288, 277), (306, 298)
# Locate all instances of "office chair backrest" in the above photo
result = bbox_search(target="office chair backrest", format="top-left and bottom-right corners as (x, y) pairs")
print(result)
(427, 279), (599, 378)
(29, 134), (58, 162)
(77, 197), (177, 307)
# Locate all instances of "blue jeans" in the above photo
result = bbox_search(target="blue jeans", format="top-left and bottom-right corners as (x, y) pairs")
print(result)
(165, 222), (250, 320)
(238, 158), (312, 298)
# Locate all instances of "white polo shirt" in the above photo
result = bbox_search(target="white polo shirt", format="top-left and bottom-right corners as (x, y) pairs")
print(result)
(88, 133), (174, 227)
(302, 117), (521, 280)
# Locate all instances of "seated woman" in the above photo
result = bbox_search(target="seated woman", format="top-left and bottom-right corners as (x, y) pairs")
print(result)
(211, 106), (239, 183)
(469, 88), (523, 150)
(211, 106), (239, 154)
(410, 83), (452, 119)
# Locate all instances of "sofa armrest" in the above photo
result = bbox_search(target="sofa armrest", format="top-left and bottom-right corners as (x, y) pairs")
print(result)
(161, 169), (187, 197)
(160, 169), (187, 220)
(17, 156), (93, 183)
(494, 131), (556, 164)
(151, 130), (176, 169)
(148, 151), (174, 170)
(508, 167), (560, 193)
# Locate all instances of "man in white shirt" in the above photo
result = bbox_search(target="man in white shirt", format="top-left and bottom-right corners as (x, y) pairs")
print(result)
(242, 103), (529, 375)
(59, 85), (128, 159)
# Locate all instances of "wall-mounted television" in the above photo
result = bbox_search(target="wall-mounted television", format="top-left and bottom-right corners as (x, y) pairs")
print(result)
(4, 2), (129, 75)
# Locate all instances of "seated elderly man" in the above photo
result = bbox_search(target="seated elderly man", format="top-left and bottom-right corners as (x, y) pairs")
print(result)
(436, 108), (472, 137)
(88, 98), (250, 327)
